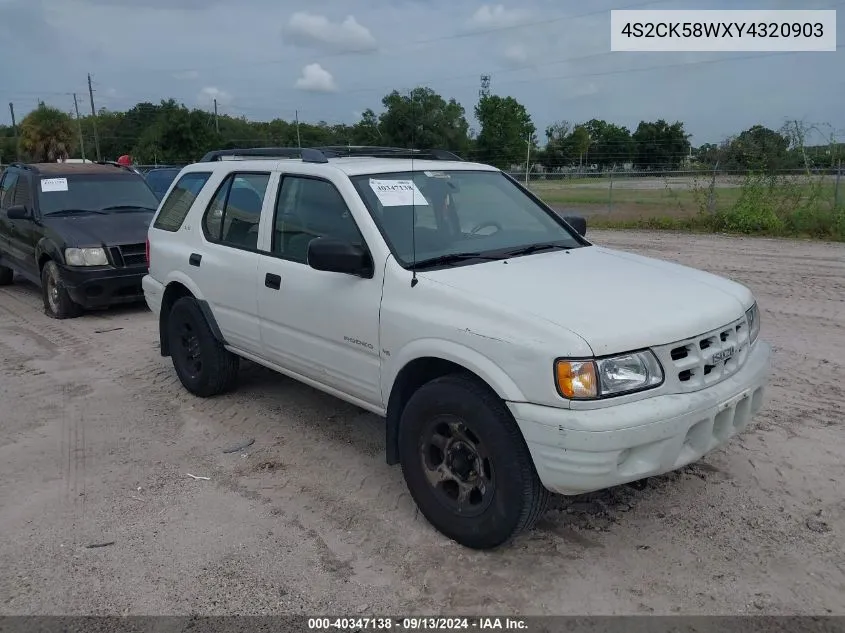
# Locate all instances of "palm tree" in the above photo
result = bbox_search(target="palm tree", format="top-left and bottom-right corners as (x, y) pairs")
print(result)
(18, 105), (76, 162)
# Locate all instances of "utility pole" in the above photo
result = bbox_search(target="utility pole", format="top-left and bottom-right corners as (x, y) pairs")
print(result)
(72, 93), (86, 161)
(295, 110), (301, 148)
(524, 133), (531, 186)
(213, 98), (219, 133)
(9, 103), (20, 161)
(87, 73), (101, 161)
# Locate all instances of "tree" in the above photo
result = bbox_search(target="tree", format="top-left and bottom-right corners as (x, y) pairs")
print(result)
(581, 119), (633, 168)
(377, 87), (470, 152)
(132, 103), (220, 163)
(18, 104), (76, 162)
(725, 125), (790, 172)
(474, 94), (536, 169)
(351, 109), (382, 145)
(541, 120), (572, 170)
(568, 125), (591, 167)
(632, 119), (690, 169)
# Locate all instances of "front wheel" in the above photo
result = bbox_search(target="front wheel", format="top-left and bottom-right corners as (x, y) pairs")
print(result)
(398, 374), (550, 550)
(41, 261), (82, 319)
(166, 296), (239, 397)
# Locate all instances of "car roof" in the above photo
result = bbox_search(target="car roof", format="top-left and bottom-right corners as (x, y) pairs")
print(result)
(14, 162), (140, 177)
(182, 157), (499, 177)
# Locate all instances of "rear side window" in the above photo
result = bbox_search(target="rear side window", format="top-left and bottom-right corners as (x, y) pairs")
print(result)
(202, 172), (271, 250)
(153, 171), (212, 232)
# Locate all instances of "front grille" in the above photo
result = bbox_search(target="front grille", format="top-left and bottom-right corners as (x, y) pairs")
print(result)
(652, 316), (749, 393)
(109, 243), (147, 268)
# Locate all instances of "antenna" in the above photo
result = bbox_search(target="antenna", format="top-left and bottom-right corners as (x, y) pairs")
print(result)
(479, 74), (491, 99)
(410, 88), (418, 288)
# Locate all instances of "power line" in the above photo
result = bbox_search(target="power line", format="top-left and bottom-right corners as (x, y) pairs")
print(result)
(129, 0), (678, 76)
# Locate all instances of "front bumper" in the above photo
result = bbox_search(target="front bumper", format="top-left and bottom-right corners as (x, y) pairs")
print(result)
(509, 340), (771, 495)
(59, 264), (147, 309)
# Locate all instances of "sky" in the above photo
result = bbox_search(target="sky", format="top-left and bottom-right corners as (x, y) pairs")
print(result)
(0, 0), (842, 146)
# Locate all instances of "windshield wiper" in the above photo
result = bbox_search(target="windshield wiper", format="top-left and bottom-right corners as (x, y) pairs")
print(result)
(410, 252), (503, 270)
(46, 208), (107, 216)
(99, 205), (158, 212)
(498, 243), (569, 258)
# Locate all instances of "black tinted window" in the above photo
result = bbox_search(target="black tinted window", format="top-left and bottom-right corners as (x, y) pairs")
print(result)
(153, 171), (211, 232)
(203, 173), (270, 250)
(37, 174), (160, 215)
(146, 169), (181, 198)
(0, 171), (19, 208)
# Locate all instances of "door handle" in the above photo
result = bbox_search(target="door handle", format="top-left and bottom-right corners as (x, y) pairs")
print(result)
(264, 273), (281, 290)
(189, 253), (202, 267)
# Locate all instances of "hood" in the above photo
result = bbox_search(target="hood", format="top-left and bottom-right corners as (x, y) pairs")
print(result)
(42, 210), (154, 247)
(419, 245), (754, 356)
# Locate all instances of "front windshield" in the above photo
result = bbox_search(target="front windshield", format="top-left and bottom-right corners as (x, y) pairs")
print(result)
(350, 169), (585, 268)
(38, 174), (160, 215)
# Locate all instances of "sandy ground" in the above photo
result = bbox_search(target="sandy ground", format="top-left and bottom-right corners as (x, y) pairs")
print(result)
(0, 230), (843, 616)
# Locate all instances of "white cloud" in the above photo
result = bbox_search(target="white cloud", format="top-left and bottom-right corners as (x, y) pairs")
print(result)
(294, 64), (337, 93)
(502, 43), (529, 63)
(173, 69), (199, 80)
(468, 5), (531, 29)
(286, 12), (377, 52)
(197, 86), (232, 106)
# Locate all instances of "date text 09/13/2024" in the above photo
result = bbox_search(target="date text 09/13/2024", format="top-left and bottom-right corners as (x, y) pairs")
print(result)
(307, 617), (528, 630)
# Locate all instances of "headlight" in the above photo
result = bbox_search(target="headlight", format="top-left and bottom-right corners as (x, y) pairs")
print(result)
(746, 302), (760, 345)
(555, 350), (664, 400)
(65, 247), (108, 266)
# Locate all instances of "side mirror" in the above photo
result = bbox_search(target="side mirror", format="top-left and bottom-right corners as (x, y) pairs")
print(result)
(308, 237), (372, 277)
(7, 205), (29, 220)
(563, 214), (587, 237)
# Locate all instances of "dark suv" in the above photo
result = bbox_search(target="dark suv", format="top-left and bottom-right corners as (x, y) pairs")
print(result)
(0, 162), (161, 319)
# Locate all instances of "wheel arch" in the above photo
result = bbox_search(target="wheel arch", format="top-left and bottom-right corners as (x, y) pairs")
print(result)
(35, 238), (64, 272)
(383, 343), (526, 465)
(158, 277), (224, 356)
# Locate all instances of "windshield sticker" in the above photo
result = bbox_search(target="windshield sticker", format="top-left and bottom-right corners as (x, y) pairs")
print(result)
(40, 178), (68, 192)
(424, 171), (450, 178)
(369, 179), (429, 207)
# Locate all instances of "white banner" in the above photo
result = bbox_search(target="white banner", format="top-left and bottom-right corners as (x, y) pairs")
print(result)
(610, 10), (837, 52)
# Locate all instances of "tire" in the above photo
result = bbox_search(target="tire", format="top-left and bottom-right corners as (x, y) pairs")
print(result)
(167, 296), (239, 397)
(0, 264), (12, 286)
(41, 261), (82, 319)
(398, 373), (550, 550)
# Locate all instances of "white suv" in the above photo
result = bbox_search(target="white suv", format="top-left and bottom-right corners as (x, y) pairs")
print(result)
(142, 146), (771, 550)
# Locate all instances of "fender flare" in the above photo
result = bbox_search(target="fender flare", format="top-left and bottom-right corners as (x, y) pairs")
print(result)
(158, 274), (226, 355)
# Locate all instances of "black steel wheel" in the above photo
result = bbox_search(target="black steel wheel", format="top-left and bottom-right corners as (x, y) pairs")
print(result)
(41, 261), (82, 319)
(398, 373), (550, 549)
(166, 297), (239, 397)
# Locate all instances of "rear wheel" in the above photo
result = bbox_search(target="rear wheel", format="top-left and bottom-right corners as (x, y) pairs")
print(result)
(0, 264), (13, 286)
(167, 296), (239, 397)
(398, 373), (550, 550)
(41, 261), (82, 319)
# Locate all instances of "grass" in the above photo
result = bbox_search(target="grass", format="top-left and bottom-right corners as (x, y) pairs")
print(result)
(531, 174), (844, 241)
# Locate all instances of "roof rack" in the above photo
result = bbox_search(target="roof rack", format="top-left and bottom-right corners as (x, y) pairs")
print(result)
(197, 146), (464, 164)
(315, 146), (464, 161)
(95, 160), (137, 172)
(7, 162), (36, 172)
(198, 147), (328, 163)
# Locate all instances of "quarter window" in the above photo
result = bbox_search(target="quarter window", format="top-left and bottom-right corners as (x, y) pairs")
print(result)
(0, 171), (19, 208)
(153, 171), (211, 232)
(202, 172), (270, 250)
